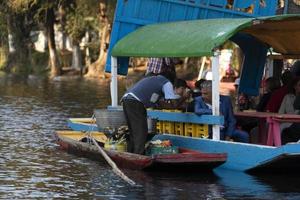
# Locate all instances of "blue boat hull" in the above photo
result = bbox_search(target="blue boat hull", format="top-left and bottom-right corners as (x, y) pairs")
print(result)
(67, 119), (98, 131)
(153, 134), (300, 173)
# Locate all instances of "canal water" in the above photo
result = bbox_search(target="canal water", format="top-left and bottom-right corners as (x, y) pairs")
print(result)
(0, 75), (300, 199)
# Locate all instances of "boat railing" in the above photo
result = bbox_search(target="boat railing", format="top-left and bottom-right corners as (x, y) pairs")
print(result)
(147, 109), (224, 138)
(147, 109), (223, 125)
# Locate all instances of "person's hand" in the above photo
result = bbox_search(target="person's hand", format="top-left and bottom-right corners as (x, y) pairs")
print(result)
(183, 88), (192, 99)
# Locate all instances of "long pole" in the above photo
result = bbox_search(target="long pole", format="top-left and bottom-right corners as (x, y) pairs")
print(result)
(212, 51), (220, 140)
(90, 137), (136, 186)
(88, 115), (136, 186)
(198, 56), (206, 80)
(111, 56), (118, 107)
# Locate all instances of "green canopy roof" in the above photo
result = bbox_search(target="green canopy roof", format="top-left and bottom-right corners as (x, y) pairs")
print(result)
(111, 15), (300, 57)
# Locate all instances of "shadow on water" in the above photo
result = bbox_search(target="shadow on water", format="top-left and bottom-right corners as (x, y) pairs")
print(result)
(214, 168), (300, 200)
(0, 74), (300, 199)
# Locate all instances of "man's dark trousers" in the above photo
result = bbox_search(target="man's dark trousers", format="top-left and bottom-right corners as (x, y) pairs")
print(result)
(122, 99), (148, 154)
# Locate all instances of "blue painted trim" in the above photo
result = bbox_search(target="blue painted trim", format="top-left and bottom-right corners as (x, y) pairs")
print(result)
(67, 120), (98, 132)
(106, 106), (123, 111)
(147, 110), (224, 125)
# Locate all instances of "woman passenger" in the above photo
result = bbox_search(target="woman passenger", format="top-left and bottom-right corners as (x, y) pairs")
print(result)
(256, 77), (280, 112)
(279, 77), (300, 130)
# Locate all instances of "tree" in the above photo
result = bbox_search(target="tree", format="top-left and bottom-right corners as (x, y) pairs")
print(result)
(0, 4), (8, 68)
(85, 0), (116, 78)
(35, 0), (65, 77)
(65, 0), (98, 73)
(0, 0), (36, 73)
(46, 4), (61, 77)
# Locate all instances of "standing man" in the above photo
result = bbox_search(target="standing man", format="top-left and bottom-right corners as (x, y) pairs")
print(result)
(122, 70), (188, 154)
(145, 57), (180, 76)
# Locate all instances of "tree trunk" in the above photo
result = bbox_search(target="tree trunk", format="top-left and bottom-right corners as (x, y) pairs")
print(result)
(86, 0), (111, 78)
(46, 7), (61, 77)
(71, 42), (83, 72)
(59, 5), (67, 50)
(5, 13), (30, 73)
(85, 31), (91, 67)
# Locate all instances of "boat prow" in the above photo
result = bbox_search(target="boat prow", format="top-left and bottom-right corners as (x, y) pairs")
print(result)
(247, 153), (300, 173)
(55, 131), (227, 172)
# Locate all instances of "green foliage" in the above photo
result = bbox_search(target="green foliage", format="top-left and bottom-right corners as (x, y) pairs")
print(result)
(0, 15), (7, 46)
(106, 0), (117, 23)
(7, 0), (35, 13)
(0, 0), (118, 75)
(0, 48), (8, 70)
(30, 50), (49, 75)
(65, 0), (99, 42)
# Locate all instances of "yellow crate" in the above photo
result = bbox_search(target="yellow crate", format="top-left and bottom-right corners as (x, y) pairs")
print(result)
(184, 123), (209, 138)
(184, 123), (195, 137)
(174, 122), (184, 135)
(156, 120), (164, 133)
(193, 124), (209, 138)
(163, 121), (174, 134)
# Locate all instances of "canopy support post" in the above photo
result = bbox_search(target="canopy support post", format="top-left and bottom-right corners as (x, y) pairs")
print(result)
(111, 56), (118, 108)
(212, 51), (220, 141)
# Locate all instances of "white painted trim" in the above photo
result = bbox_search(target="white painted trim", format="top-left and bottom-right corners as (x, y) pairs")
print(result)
(265, 58), (273, 78)
(212, 51), (220, 140)
(111, 56), (118, 107)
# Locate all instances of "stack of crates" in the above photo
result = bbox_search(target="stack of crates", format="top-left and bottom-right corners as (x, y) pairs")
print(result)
(156, 120), (208, 138)
(153, 109), (209, 138)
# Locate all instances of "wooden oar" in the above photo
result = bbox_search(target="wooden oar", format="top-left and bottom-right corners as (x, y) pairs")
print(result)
(90, 137), (136, 186)
(88, 115), (136, 186)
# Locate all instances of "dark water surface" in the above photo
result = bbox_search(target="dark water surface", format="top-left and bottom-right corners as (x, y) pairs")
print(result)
(0, 75), (300, 199)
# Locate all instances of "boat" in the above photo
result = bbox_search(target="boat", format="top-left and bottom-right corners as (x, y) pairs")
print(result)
(103, 14), (300, 173)
(65, 0), (300, 173)
(55, 131), (227, 171)
(67, 118), (98, 131)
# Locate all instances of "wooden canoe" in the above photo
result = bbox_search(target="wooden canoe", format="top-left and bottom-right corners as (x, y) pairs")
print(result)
(55, 131), (227, 171)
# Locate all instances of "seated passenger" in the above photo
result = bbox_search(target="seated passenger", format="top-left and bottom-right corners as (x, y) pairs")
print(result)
(265, 71), (293, 112)
(194, 80), (249, 143)
(186, 79), (206, 112)
(193, 79), (206, 98)
(279, 77), (300, 130)
(256, 77), (280, 112)
(279, 77), (300, 114)
(281, 95), (300, 145)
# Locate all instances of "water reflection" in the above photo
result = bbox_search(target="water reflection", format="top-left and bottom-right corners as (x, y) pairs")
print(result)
(0, 75), (300, 199)
(215, 169), (300, 199)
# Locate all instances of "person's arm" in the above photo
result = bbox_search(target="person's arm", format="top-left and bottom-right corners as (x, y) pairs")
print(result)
(223, 96), (236, 140)
(278, 95), (288, 114)
(194, 97), (212, 115)
(158, 82), (189, 109)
